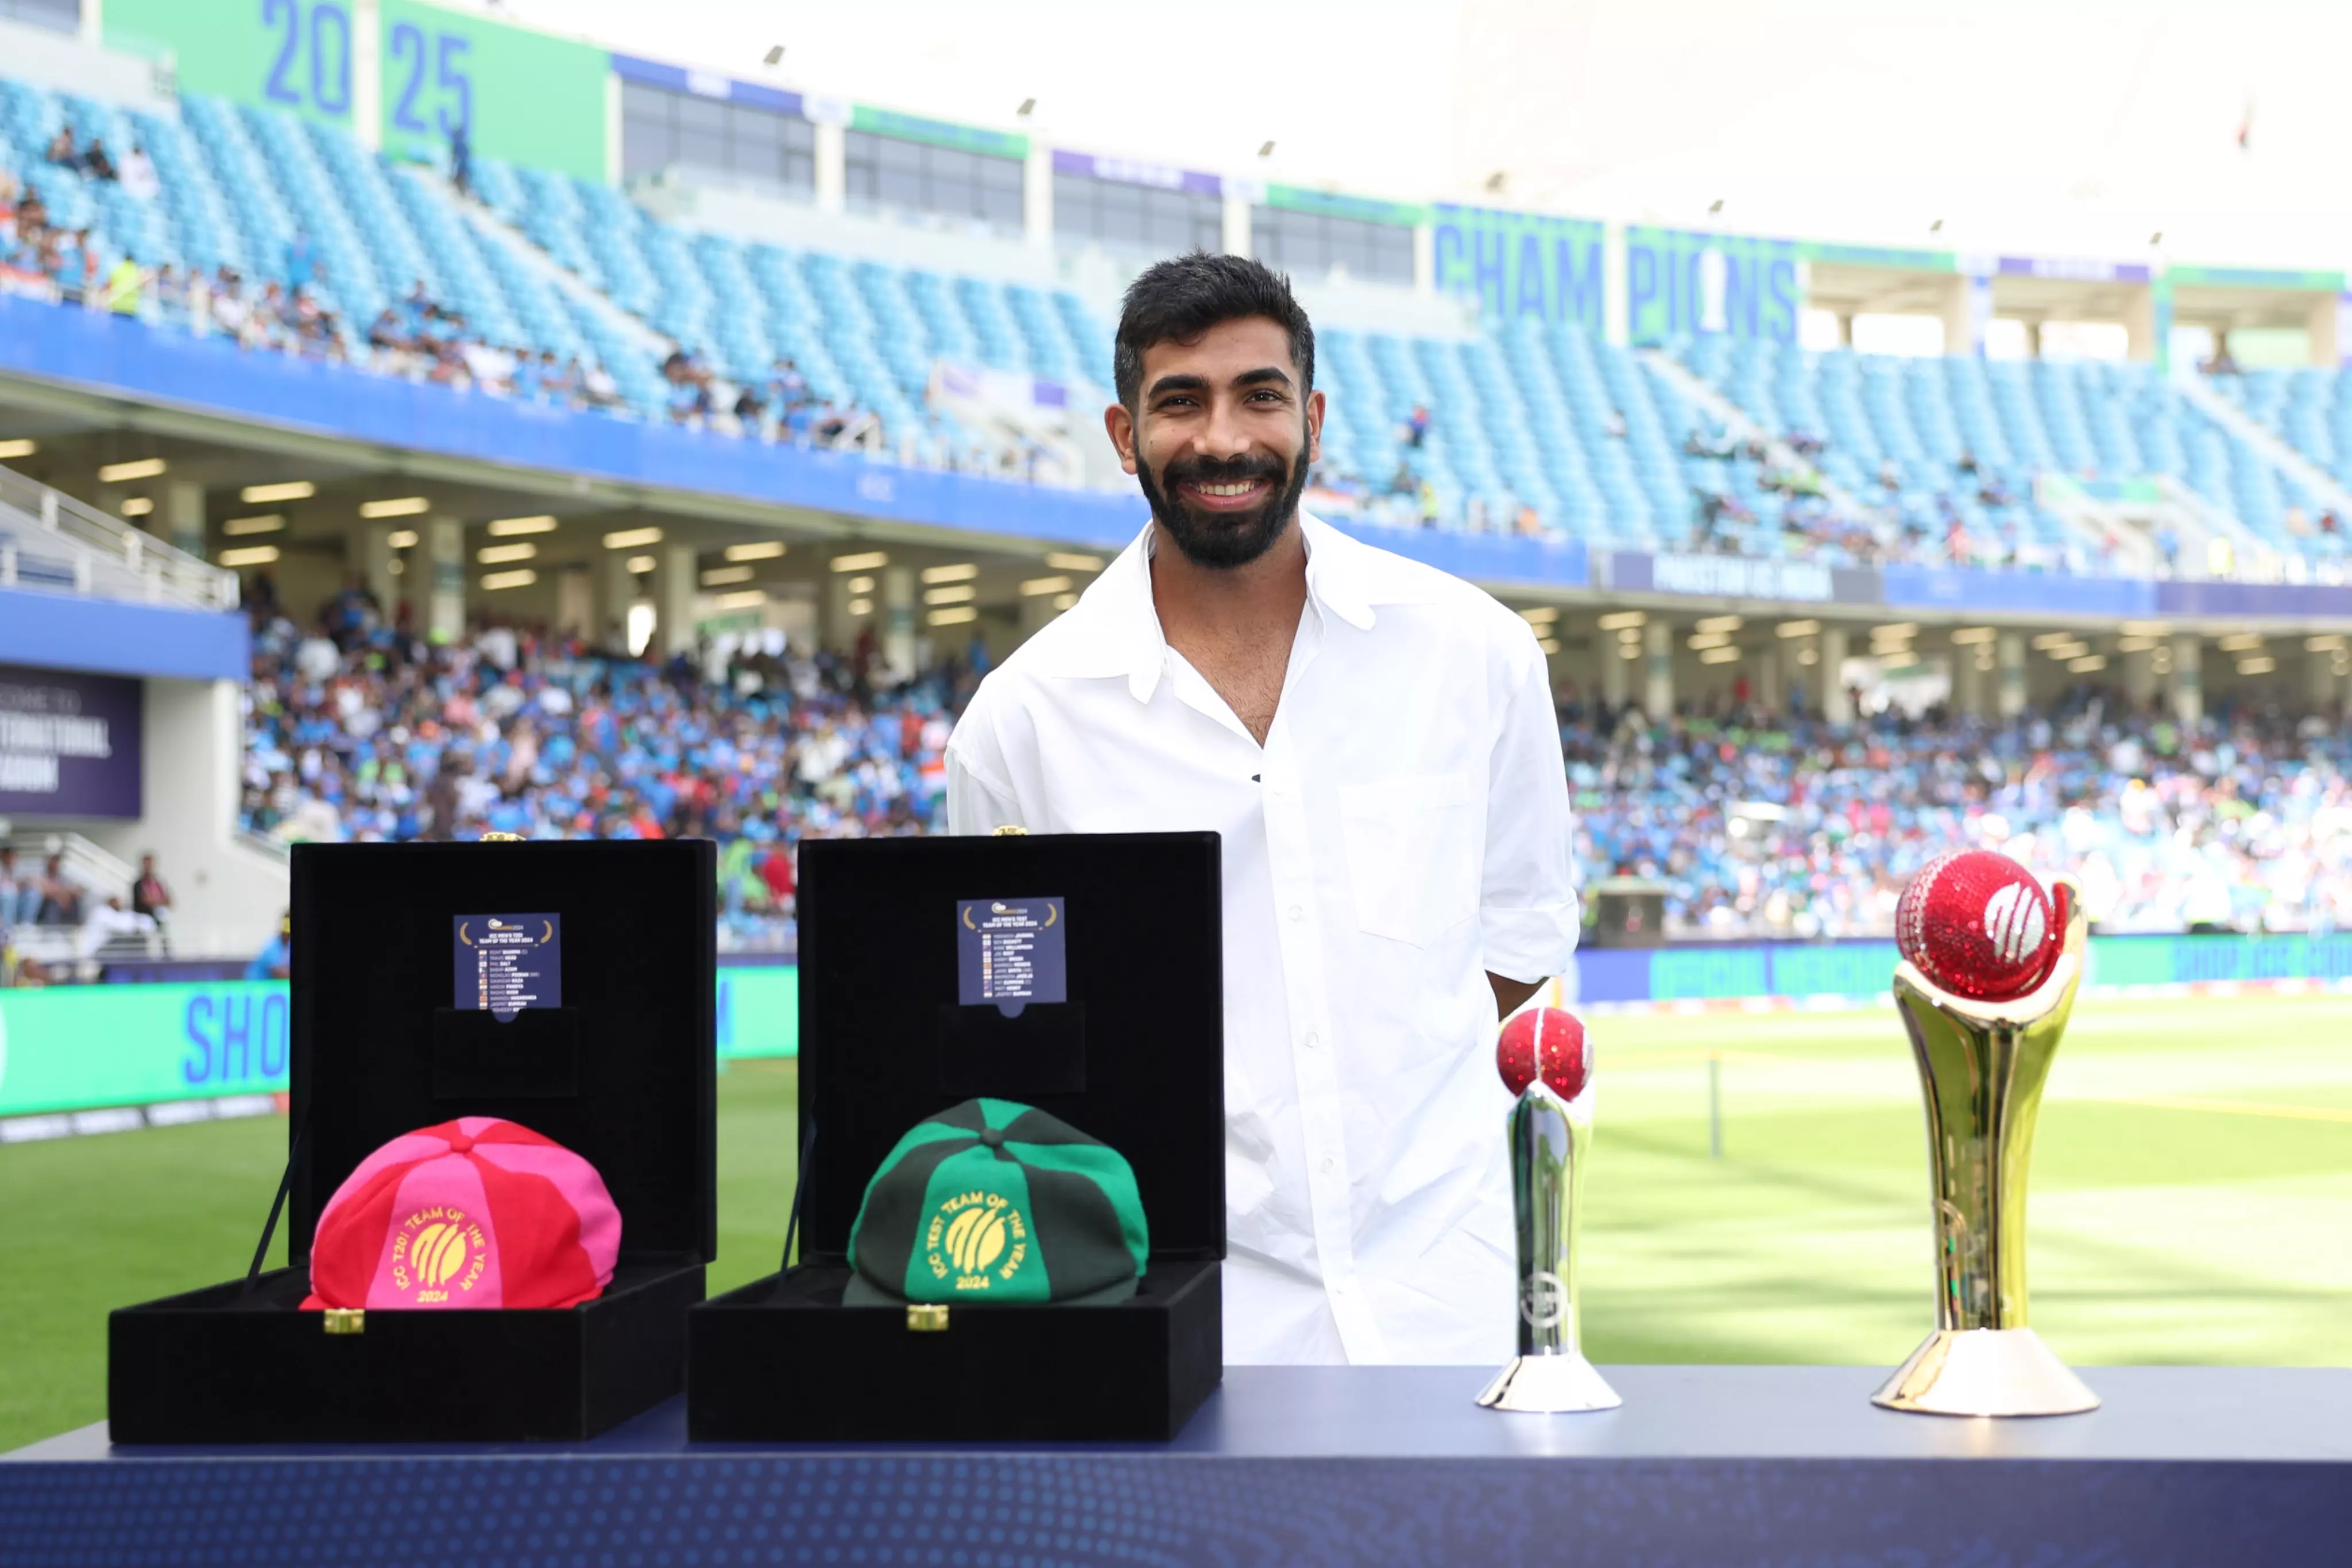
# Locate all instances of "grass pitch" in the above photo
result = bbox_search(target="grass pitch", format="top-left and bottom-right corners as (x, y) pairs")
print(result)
(4, 992), (2349, 1450)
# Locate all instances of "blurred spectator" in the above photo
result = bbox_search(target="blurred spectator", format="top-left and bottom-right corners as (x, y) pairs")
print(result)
(82, 138), (118, 182)
(35, 853), (83, 925)
(79, 895), (155, 958)
(131, 853), (172, 933)
(450, 120), (473, 199)
(1569, 691), (2352, 940)
(0, 847), (37, 927)
(119, 142), (160, 200)
(42, 126), (75, 167)
(247, 912), (292, 980)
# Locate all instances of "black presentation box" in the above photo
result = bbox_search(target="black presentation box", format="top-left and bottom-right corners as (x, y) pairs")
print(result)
(109, 839), (717, 1444)
(688, 832), (1224, 1443)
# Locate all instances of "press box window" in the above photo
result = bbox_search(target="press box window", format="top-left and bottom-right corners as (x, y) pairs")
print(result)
(844, 131), (1023, 235)
(1053, 173), (1223, 260)
(1251, 208), (1415, 285)
(621, 82), (816, 196)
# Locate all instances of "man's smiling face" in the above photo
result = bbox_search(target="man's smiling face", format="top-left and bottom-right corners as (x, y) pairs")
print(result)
(1112, 315), (1324, 570)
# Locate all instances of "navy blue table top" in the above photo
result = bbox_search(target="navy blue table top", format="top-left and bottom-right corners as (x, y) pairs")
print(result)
(6, 1367), (2346, 1567)
(8, 1364), (2349, 1464)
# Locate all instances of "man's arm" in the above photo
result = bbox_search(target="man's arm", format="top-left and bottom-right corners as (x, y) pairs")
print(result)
(1476, 617), (1581, 1020)
(1488, 972), (1544, 1020)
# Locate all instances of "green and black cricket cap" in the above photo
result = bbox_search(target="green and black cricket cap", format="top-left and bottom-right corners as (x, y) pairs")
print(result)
(844, 1098), (1148, 1306)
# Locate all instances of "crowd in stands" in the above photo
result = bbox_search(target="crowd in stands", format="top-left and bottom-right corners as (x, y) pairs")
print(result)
(0, 845), (174, 985)
(1564, 685), (2352, 940)
(1675, 425), (2102, 573)
(204, 577), (2352, 960)
(234, 578), (969, 953)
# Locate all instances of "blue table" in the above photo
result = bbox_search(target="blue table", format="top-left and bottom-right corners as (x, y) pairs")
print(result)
(5, 1365), (2346, 1565)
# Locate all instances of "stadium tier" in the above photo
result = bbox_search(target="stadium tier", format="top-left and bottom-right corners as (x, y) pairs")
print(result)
(12, 59), (2352, 570)
(9, 13), (2352, 980)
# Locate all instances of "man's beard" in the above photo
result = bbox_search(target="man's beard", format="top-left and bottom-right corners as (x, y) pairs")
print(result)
(1135, 447), (1309, 570)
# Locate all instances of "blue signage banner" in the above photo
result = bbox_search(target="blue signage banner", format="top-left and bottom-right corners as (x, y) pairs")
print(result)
(1050, 149), (1221, 198)
(1607, 552), (1877, 605)
(1626, 227), (1800, 345)
(1430, 204), (1605, 333)
(1577, 932), (2352, 1005)
(0, 663), (141, 819)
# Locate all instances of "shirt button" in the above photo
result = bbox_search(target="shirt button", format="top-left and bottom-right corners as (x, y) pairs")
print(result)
(1320, 1155), (1334, 1174)
(1287, 904), (1303, 923)
(1303, 1032), (1320, 1051)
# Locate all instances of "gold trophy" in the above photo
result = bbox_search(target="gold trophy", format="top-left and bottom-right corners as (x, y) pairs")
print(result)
(1873, 856), (2098, 1417)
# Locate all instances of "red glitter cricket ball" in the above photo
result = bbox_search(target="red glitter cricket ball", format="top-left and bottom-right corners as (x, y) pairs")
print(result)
(1496, 1007), (1591, 1100)
(1896, 849), (2061, 1002)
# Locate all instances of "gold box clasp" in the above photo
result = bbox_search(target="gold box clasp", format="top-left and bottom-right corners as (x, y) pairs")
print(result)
(906, 1304), (950, 1333)
(323, 1308), (365, 1336)
(989, 825), (1027, 837)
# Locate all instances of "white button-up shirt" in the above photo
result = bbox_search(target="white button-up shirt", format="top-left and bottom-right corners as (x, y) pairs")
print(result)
(945, 514), (1579, 1365)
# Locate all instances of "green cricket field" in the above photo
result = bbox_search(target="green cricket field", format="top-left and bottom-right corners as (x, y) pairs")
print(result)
(2, 989), (2346, 1450)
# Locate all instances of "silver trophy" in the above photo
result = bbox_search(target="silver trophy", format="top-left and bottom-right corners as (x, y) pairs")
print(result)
(1476, 1071), (1620, 1412)
(1872, 875), (2099, 1417)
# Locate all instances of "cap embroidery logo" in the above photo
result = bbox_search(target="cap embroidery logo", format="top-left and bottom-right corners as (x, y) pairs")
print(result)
(390, 1205), (489, 1303)
(925, 1190), (1028, 1291)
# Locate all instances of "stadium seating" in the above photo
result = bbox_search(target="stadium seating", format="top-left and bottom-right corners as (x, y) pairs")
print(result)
(17, 66), (2352, 562)
(1665, 338), (2352, 567)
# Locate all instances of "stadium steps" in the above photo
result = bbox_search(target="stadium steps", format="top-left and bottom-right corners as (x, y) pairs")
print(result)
(2151, 472), (2295, 578)
(2176, 373), (2352, 536)
(1639, 347), (1884, 520)
(430, 172), (679, 366)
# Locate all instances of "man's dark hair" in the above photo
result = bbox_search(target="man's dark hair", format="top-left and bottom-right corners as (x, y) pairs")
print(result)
(1113, 253), (1314, 409)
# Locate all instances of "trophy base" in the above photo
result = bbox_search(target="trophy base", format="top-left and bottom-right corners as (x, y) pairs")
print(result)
(1474, 1352), (1623, 1413)
(1871, 1328), (2100, 1417)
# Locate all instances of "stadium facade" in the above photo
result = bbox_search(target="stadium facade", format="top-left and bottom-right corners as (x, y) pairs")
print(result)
(5, 0), (2352, 964)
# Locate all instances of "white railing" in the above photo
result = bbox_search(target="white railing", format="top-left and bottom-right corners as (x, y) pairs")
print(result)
(0, 463), (238, 611)
(1, 828), (139, 908)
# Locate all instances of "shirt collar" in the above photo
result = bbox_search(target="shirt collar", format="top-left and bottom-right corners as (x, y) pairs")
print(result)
(1027, 512), (1428, 704)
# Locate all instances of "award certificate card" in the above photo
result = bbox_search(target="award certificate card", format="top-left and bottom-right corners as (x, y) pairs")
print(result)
(957, 897), (1066, 1015)
(453, 913), (564, 1019)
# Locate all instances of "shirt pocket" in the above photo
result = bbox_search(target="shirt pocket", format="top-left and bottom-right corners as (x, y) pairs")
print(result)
(1340, 769), (1484, 948)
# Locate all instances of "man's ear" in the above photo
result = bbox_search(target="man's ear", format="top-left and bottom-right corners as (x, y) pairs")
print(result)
(1104, 402), (1139, 475)
(1305, 387), (1326, 467)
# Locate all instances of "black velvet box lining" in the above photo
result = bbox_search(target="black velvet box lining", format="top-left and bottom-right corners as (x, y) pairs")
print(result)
(688, 833), (1227, 1443)
(110, 840), (717, 1444)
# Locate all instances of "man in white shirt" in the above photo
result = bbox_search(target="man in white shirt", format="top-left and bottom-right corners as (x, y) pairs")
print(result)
(945, 254), (1579, 1366)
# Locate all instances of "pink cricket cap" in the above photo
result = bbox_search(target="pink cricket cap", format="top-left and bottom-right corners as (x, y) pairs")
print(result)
(300, 1117), (621, 1311)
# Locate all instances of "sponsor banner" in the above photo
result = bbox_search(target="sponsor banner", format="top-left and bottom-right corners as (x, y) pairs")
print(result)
(850, 106), (1026, 161)
(380, 0), (612, 179)
(1626, 227), (1801, 344)
(1575, 933), (2352, 1005)
(106, 0), (613, 180)
(1050, 150), (1221, 198)
(2165, 264), (2347, 293)
(1262, 185), (1430, 229)
(2154, 579), (2352, 620)
(1608, 552), (1877, 605)
(611, 53), (803, 119)
(1881, 564), (2155, 618)
(1995, 256), (2153, 285)
(1794, 241), (1956, 273)
(0, 969), (800, 1118)
(0, 663), (141, 819)
(1430, 204), (1606, 333)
